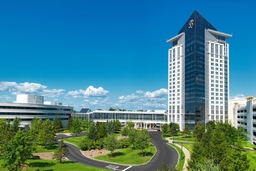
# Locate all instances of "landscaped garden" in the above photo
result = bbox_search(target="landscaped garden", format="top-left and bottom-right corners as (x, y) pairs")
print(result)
(0, 117), (113, 171)
(162, 121), (256, 171)
(64, 120), (156, 165)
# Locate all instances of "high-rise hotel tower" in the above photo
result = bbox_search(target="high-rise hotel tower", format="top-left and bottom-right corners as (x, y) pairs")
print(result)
(167, 11), (232, 130)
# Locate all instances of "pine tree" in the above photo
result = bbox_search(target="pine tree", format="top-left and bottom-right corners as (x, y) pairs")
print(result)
(38, 119), (55, 146)
(70, 119), (83, 137)
(104, 134), (118, 157)
(3, 130), (34, 171)
(53, 139), (69, 163)
(53, 117), (63, 133)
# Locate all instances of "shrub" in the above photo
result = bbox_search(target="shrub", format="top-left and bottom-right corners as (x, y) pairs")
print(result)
(118, 138), (129, 148)
(79, 137), (95, 150)
(94, 139), (104, 149)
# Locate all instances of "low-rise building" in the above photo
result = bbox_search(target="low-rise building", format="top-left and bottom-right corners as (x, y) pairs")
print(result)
(0, 94), (73, 127)
(72, 108), (168, 129)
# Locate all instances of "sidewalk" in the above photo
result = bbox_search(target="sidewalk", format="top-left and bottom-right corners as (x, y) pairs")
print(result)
(165, 138), (190, 171)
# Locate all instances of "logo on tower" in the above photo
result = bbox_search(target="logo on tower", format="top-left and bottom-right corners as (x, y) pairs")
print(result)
(188, 19), (194, 28)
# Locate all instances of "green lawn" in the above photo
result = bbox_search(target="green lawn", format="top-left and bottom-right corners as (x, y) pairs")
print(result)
(246, 150), (256, 170)
(241, 141), (256, 148)
(0, 159), (110, 171)
(168, 143), (185, 170)
(182, 144), (193, 153)
(171, 136), (196, 142)
(34, 144), (58, 153)
(95, 145), (156, 165)
(64, 136), (85, 147)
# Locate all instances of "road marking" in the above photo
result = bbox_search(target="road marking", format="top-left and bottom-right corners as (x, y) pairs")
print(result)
(122, 166), (132, 171)
(106, 165), (119, 170)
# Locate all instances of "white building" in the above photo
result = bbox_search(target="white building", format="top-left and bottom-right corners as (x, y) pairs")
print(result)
(0, 94), (73, 127)
(167, 11), (231, 130)
(72, 108), (168, 129)
(233, 96), (256, 144)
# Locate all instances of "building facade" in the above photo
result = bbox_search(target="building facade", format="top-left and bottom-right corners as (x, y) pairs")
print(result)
(233, 97), (256, 144)
(72, 108), (168, 129)
(0, 94), (73, 127)
(167, 11), (231, 130)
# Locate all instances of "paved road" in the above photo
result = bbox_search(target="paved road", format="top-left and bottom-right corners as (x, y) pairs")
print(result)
(57, 131), (178, 171)
(128, 131), (178, 171)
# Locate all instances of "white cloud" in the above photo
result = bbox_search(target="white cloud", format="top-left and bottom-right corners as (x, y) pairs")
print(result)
(116, 88), (168, 110)
(136, 90), (144, 94)
(118, 94), (139, 103)
(67, 86), (109, 98)
(229, 94), (246, 100)
(0, 81), (64, 98)
(144, 88), (168, 98)
(42, 89), (65, 97)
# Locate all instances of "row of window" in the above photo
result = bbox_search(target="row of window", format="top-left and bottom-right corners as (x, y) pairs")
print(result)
(210, 58), (227, 63)
(0, 113), (70, 116)
(0, 106), (72, 111)
(238, 109), (256, 113)
(92, 113), (167, 121)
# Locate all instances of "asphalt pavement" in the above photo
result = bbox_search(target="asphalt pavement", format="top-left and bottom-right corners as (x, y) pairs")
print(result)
(57, 131), (178, 171)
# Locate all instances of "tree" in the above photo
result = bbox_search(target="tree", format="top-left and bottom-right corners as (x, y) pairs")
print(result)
(114, 119), (121, 132)
(53, 117), (63, 133)
(127, 121), (135, 129)
(105, 120), (114, 133)
(87, 123), (97, 140)
(183, 125), (190, 137)
(161, 123), (169, 134)
(97, 122), (107, 139)
(188, 122), (250, 171)
(71, 119), (83, 137)
(109, 107), (116, 111)
(82, 118), (90, 132)
(0, 119), (13, 153)
(193, 121), (205, 142)
(11, 117), (22, 132)
(169, 122), (179, 136)
(66, 117), (74, 130)
(29, 117), (43, 141)
(128, 129), (137, 149)
(195, 159), (220, 171)
(134, 129), (151, 155)
(37, 119), (55, 146)
(121, 126), (129, 136)
(2, 130), (34, 171)
(104, 134), (118, 157)
(53, 139), (69, 163)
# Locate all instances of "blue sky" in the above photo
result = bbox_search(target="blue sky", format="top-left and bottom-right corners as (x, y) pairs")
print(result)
(0, 0), (255, 111)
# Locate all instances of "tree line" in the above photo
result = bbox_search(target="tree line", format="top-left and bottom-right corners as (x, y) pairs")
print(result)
(188, 121), (250, 171)
(79, 120), (151, 157)
(0, 116), (68, 171)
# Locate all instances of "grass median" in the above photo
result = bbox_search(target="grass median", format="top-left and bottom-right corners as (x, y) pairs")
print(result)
(64, 136), (156, 165)
(95, 145), (156, 165)
(0, 159), (109, 171)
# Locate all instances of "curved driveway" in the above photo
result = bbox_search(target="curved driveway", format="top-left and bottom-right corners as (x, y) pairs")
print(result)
(57, 131), (178, 171)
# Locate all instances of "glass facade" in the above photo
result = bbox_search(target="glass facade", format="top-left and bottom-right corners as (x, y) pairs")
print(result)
(168, 11), (231, 129)
(178, 11), (216, 126)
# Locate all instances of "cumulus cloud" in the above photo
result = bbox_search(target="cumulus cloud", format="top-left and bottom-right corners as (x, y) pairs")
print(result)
(116, 88), (168, 110)
(42, 89), (65, 97)
(144, 88), (168, 98)
(118, 94), (139, 103)
(0, 81), (65, 97)
(67, 86), (109, 98)
(136, 90), (144, 94)
(229, 94), (246, 100)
